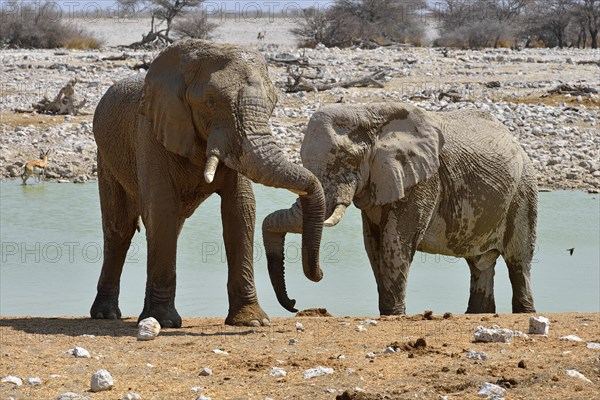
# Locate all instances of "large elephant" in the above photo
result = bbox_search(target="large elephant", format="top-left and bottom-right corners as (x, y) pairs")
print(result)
(263, 102), (537, 315)
(91, 40), (325, 328)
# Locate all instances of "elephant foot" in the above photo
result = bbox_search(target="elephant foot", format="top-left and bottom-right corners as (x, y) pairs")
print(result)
(225, 302), (270, 327)
(90, 293), (122, 320)
(139, 304), (182, 328)
(379, 306), (406, 316)
(466, 293), (496, 314)
(512, 305), (536, 313)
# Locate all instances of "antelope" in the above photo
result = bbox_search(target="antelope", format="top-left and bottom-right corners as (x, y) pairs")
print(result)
(257, 31), (266, 41)
(22, 149), (51, 185)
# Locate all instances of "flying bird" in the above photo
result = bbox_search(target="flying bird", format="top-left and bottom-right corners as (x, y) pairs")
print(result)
(566, 248), (574, 256)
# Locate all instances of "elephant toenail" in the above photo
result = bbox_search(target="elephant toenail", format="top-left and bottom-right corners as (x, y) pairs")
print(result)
(248, 320), (261, 327)
(262, 318), (271, 326)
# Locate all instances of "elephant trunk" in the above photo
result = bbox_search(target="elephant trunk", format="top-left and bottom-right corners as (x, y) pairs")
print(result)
(262, 201), (303, 312)
(237, 95), (325, 284)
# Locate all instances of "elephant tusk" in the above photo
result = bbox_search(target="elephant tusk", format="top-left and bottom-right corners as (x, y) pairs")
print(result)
(204, 155), (219, 184)
(289, 188), (308, 196)
(324, 204), (346, 227)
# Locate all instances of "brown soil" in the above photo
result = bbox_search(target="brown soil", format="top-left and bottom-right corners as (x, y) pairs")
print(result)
(0, 111), (91, 130)
(1, 312), (598, 399)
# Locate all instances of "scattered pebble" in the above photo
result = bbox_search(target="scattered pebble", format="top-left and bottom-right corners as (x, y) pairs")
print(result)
(195, 395), (211, 400)
(123, 393), (142, 400)
(477, 382), (506, 399)
(289, 338), (298, 345)
(355, 325), (367, 332)
(382, 347), (397, 354)
(67, 346), (90, 358)
(198, 368), (213, 377)
(1, 376), (23, 386)
(190, 386), (204, 393)
(27, 377), (42, 386)
(474, 325), (528, 343)
(363, 319), (378, 326)
(366, 352), (376, 359)
(303, 366), (334, 379)
(55, 393), (91, 400)
(295, 322), (305, 332)
(529, 316), (550, 335)
(566, 369), (592, 383)
(90, 369), (114, 392)
(211, 349), (228, 355)
(268, 367), (287, 377)
(466, 350), (488, 360)
(137, 317), (161, 341)
(518, 360), (527, 369)
(586, 342), (600, 349)
(559, 335), (582, 342)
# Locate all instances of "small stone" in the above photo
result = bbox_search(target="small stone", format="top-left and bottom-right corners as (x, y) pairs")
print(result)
(566, 369), (592, 383)
(56, 393), (92, 400)
(1, 376), (23, 386)
(325, 388), (336, 393)
(137, 317), (161, 341)
(190, 386), (204, 393)
(90, 369), (113, 392)
(518, 360), (527, 369)
(559, 335), (582, 342)
(295, 322), (305, 332)
(366, 352), (376, 359)
(355, 325), (367, 332)
(211, 349), (228, 355)
(123, 393), (142, 400)
(195, 395), (211, 400)
(363, 319), (378, 326)
(474, 325), (528, 343)
(586, 342), (600, 349)
(382, 347), (396, 354)
(67, 346), (90, 358)
(303, 366), (334, 379)
(466, 351), (488, 360)
(199, 368), (212, 376)
(477, 382), (506, 399)
(529, 316), (550, 335)
(268, 367), (287, 377)
(27, 377), (42, 386)
(289, 338), (298, 345)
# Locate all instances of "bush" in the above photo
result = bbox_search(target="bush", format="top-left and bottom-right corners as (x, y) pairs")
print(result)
(0, 1), (102, 49)
(172, 13), (217, 40)
(291, 0), (426, 48)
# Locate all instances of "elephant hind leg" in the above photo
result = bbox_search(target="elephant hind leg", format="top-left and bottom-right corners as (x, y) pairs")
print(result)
(503, 177), (537, 313)
(465, 250), (500, 314)
(91, 159), (139, 320)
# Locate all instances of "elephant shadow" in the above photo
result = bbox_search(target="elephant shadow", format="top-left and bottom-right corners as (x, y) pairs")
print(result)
(0, 317), (266, 338)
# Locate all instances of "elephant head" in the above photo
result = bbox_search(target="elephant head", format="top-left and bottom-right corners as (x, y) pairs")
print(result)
(263, 103), (444, 312)
(142, 40), (325, 281)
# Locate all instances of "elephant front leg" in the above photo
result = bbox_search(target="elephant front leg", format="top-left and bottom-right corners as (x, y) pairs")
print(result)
(138, 202), (182, 328)
(220, 173), (269, 326)
(465, 251), (500, 314)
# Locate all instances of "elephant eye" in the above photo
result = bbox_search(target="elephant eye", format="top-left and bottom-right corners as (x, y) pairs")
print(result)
(206, 97), (217, 110)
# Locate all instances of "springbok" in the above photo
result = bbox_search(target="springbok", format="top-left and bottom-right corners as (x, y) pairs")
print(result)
(22, 149), (51, 185)
(257, 31), (266, 41)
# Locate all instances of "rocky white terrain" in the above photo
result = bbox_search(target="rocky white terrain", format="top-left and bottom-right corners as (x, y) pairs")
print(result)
(1, 20), (598, 190)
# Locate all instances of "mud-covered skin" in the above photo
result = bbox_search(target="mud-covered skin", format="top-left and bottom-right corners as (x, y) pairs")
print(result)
(263, 103), (537, 315)
(92, 40), (325, 328)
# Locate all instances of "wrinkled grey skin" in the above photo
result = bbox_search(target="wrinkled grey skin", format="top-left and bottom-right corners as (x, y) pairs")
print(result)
(263, 103), (537, 315)
(91, 40), (324, 328)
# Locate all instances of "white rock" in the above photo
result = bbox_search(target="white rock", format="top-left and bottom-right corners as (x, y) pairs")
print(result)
(363, 319), (378, 326)
(67, 346), (90, 358)
(474, 325), (528, 343)
(566, 369), (592, 383)
(366, 352), (376, 359)
(27, 377), (43, 386)
(123, 393), (142, 400)
(195, 395), (211, 400)
(289, 338), (298, 345)
(137, 317), (161, 341)
(303, 366), (334, 379)
(199, 368), (212, 376)
(1, 376), (23, 386)
(55, 393), (91, 400)
(529, 316), (550, 335)
(382, 347), (396, 354)
(295, 322), (305, 332)
(268, 367), (287, 377)
(355, 325), (367, 332)
(559, 335), (582, 342)
(466, 351), (488, 360)
(190, 386), (204, 393)
(477, 382), (506, 399)
(90, 369), (114, 392)
(586, 342), (600, 349)
(211, 349), (228, 355)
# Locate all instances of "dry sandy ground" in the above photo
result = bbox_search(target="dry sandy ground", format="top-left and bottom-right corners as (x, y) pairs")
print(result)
(1, 312), (599, 399)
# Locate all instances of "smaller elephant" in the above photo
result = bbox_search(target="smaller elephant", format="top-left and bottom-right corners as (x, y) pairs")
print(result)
(263, 103), (537, 315)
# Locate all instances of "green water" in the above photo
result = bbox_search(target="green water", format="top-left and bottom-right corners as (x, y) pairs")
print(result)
(1, 180), (598, 318)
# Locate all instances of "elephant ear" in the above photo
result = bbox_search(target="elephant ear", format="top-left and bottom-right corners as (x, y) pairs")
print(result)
(141, 45), (197, 158)
(370, 107), (444, 205)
